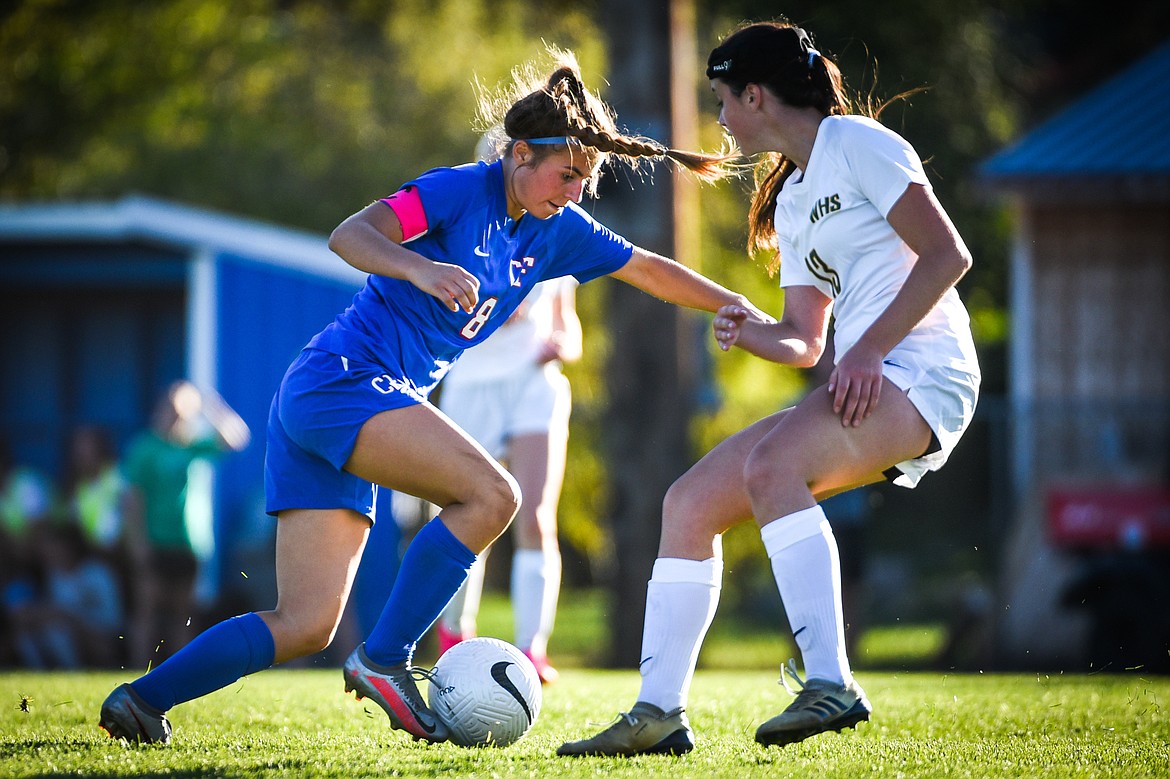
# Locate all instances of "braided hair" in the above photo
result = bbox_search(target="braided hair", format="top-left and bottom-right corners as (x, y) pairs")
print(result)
(478, 47), (734, 195)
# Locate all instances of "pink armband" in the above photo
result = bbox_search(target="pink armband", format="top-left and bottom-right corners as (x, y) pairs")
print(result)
(380, 187), (429, 242)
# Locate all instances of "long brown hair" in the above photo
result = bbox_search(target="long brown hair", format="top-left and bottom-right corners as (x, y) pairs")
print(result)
(709, 22), (910, 274)
(478, 47), (735, 195)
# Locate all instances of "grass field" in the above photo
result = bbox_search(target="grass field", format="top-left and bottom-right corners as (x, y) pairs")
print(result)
(2, 667), (1168, 778)
(3, 590), (1167, 777)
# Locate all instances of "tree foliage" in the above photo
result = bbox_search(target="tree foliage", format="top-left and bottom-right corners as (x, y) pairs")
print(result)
(0, 0), (605, 230)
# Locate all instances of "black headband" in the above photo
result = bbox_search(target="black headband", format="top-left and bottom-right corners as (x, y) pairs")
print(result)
(706, 24), (817, 82)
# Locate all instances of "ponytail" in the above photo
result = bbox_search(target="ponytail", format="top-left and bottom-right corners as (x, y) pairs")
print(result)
(480, 46), (736, 195)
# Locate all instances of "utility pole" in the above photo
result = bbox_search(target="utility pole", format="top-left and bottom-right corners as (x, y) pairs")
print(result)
(596, 0), (701, 667)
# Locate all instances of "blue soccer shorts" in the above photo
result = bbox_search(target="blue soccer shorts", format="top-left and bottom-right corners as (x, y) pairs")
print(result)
(264, 348), (427, 519)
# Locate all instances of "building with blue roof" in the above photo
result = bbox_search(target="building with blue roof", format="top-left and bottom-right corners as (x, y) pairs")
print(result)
(981, 40), (1170, 201)
(980, 41), (1170, 671)
(0, 195), (366, 609)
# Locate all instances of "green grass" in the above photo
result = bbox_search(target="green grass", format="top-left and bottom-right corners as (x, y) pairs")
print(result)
(4, 591), (1165, 776)
(2, 668), (1168, 778)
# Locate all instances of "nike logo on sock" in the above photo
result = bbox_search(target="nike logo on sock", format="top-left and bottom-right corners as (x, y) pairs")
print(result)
(793, 626), (808, 638)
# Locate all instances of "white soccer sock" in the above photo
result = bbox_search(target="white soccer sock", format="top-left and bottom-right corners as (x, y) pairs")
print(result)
(512, 548), (560, 655)
(761, 505), (852, 686)
(440, 554), (487, 636)
(637, 557), (723, 712)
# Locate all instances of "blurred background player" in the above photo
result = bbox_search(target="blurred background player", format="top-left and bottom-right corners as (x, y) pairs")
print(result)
(121, 380), (250, 666)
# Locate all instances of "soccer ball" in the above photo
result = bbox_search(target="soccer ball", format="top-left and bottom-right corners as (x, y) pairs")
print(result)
(428, 637), (542, 747)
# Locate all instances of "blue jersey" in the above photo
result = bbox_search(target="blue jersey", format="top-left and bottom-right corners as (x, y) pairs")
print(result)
(308, 160), (632, 395)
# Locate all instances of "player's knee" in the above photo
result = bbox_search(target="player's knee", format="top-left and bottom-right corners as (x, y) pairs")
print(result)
(661, 476), (735, 548)
(300, 623), (339, 656)
(662, 477), (705, 531)
(743, 443), (802, 504)
(476, 469), (521, 535)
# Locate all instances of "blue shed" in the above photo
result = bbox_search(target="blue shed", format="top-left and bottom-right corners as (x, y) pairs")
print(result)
(0, 194), (365, 580)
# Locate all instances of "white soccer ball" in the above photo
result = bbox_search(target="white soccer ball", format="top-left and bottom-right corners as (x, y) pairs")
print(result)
(428, 637), (542, 747)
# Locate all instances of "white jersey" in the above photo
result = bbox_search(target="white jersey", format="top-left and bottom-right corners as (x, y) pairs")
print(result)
(776, 115), (980, 486)
(776, 115), (978, 374)
(443, 277), (575, 385)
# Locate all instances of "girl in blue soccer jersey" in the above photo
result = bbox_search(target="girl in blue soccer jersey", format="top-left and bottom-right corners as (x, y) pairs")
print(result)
(99, 48), (761, 746)
(559, 22), (980, 756)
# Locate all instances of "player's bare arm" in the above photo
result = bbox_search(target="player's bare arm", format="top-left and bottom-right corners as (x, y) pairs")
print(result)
(846, 184), (972, 361)
(329, 202), (480, 313)
(609, 246), (758, 314)
(713, 284), (830, 368)
(827, 184), (972, 425)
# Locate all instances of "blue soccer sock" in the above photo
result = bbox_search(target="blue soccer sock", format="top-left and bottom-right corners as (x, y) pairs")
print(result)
(131, 612), (275, 712)
(363, 518), (476, 666)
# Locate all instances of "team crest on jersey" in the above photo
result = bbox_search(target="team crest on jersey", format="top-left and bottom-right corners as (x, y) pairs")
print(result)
(509, 256), (536, 287)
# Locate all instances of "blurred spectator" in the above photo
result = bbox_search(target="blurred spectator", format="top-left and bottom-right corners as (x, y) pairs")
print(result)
(60, 426), (130, 600)
(6, 522), (123, 669)
(122, 381), (249, 666)
(0, 437), (54, 667)
(1060, 545), (1170, 674)
(1, 436), (54, 555)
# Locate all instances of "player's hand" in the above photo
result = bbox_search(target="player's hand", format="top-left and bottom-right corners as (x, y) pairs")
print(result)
(827, 343), (885, 427)
(410, 260), (480, 313)
(713, 304), (750, 351)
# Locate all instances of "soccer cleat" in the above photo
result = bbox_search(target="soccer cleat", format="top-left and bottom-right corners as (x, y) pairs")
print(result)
(343, 644), (449, 743)
(556, 701), (694, 756)
(754, 660), (872, 747)
(99, 683), (172, 745)
(522, 649), (559, 685)
(436, 623), (466, 655)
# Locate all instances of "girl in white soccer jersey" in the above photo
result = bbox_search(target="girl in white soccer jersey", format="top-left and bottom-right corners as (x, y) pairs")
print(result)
(98, 48), (759, 746)
(435, 274), (579, 684)
(559, 21), (980, 756)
